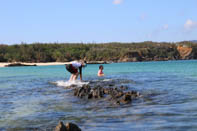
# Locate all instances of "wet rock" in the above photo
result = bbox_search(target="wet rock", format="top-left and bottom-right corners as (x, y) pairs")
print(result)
(115, 100), (121, 105)
(114, 91), (124, 98)
(120, 94), (132, 104)
(109, 84), (114, 86)
(91, 87), (103, 99)
(92, 90), (99, 98)
(120, 85), (128, 90)
(126, 91), (141, 98)
(73, 81), (141, 105)
(74, 85), (91, 98)
(88, 93), (93, 99)
(54, 121), (81, 131)
(74, 85), (106, 99)
(104, 88), (110, 94)
(54, 121), (67, 131)
(65, 122), (81, 131)
(74, 89), (78, 96)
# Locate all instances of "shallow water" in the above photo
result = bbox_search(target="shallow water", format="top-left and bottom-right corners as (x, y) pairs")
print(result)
(0, 60), (197, 130)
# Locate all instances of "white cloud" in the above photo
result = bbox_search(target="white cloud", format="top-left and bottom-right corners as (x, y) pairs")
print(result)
(163, 24), (169, 30)
(184, 19), (197, 31)
(113, 0), (123, 5)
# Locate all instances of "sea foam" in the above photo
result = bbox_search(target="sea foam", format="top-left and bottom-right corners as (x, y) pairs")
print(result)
(54, 80), (89, 87)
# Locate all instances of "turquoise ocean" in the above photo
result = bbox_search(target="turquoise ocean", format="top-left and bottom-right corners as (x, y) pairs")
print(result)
(1, 60), (197, 130)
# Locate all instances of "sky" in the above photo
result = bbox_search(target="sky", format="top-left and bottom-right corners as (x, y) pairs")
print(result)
(0, 0), (197, 44)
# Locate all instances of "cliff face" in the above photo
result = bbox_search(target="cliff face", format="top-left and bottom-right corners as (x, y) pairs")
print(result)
(177, 45), (193, 59)
(121, 51), (143, 62)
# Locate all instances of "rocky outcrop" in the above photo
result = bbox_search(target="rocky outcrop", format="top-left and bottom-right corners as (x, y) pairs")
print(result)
(53, 79), (140, 131)
(5, 62), (37, 67)
(87, 61), (111, 64)
(55, 122), (67, 131)
(121, 51), (143, 62)
(54, 121), (81, 131)
(73, 84), (140, 105)
(177, 45), (193, 59)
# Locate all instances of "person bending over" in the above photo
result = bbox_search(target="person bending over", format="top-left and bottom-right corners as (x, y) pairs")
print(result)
(65, 61), (86, 81)
(98, 65), (104, 77)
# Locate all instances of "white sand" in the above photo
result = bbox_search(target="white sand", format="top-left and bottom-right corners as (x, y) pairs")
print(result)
(0, 62), (70, 67)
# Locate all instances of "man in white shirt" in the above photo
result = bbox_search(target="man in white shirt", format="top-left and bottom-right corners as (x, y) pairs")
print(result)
(65, 60), (87, 81)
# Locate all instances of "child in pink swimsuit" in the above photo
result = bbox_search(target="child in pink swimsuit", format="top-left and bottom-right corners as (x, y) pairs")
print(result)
(98, 65), (104, 77)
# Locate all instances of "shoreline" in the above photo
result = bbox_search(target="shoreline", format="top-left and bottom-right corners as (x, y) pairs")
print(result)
(0, 62), (70, 68)
(0, 61), (109, 67)
(0, 59), (195, 68)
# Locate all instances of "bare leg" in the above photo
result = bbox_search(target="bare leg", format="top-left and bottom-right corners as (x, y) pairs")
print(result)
(69, 74), (72, 81)
(69, 74), (74, 81)
(73, 72), (79, 80)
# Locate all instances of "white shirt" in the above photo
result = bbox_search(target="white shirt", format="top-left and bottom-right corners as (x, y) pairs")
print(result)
(71, 61), (82, 69)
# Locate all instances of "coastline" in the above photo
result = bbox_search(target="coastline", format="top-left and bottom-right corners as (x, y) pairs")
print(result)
(0, 62), (70, 68)
(0, 61), (110, 67)
(1, 59), (196, 68)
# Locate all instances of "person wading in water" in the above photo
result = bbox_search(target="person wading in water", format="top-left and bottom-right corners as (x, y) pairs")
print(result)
(98, 65), (104, 77)
(65, 60), (87, 81)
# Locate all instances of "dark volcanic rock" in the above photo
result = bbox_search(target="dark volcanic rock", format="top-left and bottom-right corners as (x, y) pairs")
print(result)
(5, 63), (37, 67)
(73, 82), (141, 105)
(54, 122), (67, 131)
(87, 61), (110, 64)
(54, 121), (81, 131)
(120, 94), (132, 104)
(74, 85), (105, 99)
(66, 123), (81, 131)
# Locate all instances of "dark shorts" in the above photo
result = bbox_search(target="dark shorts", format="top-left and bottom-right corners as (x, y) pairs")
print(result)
(65, 64), (78, 74)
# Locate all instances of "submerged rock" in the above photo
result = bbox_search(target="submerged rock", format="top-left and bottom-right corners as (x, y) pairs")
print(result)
(54, 121), (81, 131)
(55, 122), (67, 131)
(66, 123), (81, 131)
(120, 94), (132, 104)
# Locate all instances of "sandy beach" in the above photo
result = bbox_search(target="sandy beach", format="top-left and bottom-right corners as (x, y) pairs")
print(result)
(0, 62), (70, 67)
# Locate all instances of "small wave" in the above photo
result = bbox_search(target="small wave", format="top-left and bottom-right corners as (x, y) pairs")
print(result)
(90, 79), (113, 82)
(103, 79), (113, 82)
(52, 80), (89, 87)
